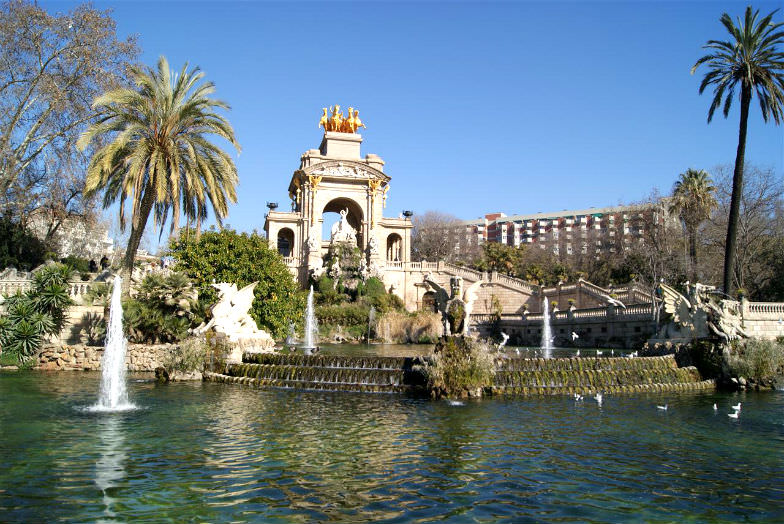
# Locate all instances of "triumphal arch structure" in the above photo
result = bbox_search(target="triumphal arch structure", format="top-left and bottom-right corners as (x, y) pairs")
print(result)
(264, 106), (413, 295)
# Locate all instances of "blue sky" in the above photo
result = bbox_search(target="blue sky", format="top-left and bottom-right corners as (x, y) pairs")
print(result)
(47, 0), (784, 244)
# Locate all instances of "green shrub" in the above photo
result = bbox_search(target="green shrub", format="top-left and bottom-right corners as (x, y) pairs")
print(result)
(316, 303), (369, 327)
(85, 282), (111, 307)
(60, 255), (90, 273)
(162, 337), (209, 373)
(0, 263), (73, 363)
(416, 337), (496, 398)
(364, 277), (386, 299)
(169, 228), (304, 339)
(123, 272), (201, 343)
(727, 339), (784, 381)
(0, 217), (47, 271)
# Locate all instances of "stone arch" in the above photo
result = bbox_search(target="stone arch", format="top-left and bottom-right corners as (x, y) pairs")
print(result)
(277, 228), (295, 257)
(421, 291), (437, 312)
(386, 233), (402, 261)
(321, 197), (365, 245)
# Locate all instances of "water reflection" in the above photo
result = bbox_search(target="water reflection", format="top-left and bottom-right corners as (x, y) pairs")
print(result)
(1, 373), (783, 523)
(95, 415), (126, 524)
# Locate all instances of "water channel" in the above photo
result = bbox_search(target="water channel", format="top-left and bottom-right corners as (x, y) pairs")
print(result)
(1, 369), (782, 523)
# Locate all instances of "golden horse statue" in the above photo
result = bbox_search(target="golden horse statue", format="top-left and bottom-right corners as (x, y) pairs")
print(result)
(320, 105), (365, 133)
(318, 108), (328, 131)
(329, 105), (343, 132)
(353, 109), (365, 131)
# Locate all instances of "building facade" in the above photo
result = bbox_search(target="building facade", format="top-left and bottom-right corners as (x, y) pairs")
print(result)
(264, 129), (413, 287)
(463, 203), (667, 257)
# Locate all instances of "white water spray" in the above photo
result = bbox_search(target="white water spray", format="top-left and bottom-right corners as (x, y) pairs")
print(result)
(303, 285), (318, 350)
(93, 276), (133, 411)
(541, 297), (553, 359)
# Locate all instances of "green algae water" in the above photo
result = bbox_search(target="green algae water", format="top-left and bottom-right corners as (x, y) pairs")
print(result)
(1, 371), (782, 523)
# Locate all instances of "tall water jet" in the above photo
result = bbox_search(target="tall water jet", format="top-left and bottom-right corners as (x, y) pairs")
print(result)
(303, 285), (318, 351)
(367, 306), (376, 343)
(541, 296), (553, 359)
(95, 275), (133, 410)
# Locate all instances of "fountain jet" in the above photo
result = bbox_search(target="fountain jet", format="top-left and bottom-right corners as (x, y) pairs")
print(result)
(541, 297), (553, 359)
(93, 275), (134, 411)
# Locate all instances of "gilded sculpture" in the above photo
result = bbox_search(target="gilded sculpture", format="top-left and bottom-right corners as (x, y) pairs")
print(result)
(319, 105), (366, 133)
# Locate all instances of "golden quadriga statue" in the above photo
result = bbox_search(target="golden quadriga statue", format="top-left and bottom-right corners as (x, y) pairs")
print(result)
(319, 105), (366, 133)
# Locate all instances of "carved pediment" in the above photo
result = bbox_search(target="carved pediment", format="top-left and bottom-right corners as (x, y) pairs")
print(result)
(290, 160), (389, 194)
(305, 161), (388, 182)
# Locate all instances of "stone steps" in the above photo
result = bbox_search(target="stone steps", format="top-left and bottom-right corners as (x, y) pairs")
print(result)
(201, 353), (715, 396)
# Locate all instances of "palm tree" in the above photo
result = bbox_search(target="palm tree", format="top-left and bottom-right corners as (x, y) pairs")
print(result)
(669, 169), (717, 280)
(691, 6), (784, 294)
(78, 56), (239, 283)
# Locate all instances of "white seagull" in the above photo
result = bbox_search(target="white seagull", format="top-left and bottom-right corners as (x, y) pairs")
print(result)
(575, 350), (581, 357)
(728, 411), (739, 419)
(713, 403), (718, 411)
(657, 404), (668, 410)
(596, 350), (603, 356)
(732, 402), (742, 411)
(574, 393), (583, 401)
(594, 392), (603, 404)
(571, 332), (579, 341)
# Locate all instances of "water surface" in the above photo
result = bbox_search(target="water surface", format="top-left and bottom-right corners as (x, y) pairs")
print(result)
(0, 372), (782, 523)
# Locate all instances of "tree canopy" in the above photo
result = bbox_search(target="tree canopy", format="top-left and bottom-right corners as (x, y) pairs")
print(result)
(0, 0), (138, 222)
(168, 229), (304, 339)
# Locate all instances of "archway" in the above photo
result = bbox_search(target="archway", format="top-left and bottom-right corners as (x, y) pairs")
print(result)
(277, 228), (295, 257)
(386, 233), (402, 261)
(421, 291), (437, 312)
(321, 197), (364, 246)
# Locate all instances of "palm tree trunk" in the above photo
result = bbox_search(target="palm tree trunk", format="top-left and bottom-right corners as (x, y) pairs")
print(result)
(723, 83), (751, 296)
(121, 185), (155, 292)
(689, 227), (698, 281)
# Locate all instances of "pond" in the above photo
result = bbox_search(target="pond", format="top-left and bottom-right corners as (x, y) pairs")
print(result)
(1, 371), (782, 523)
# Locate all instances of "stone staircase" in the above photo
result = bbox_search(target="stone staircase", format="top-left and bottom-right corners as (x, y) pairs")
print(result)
(492, 355), (714, 395)
(204, 353), (714, 396)
(204, 354), (420, 393)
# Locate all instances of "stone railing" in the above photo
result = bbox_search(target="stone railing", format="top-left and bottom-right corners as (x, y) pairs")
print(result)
(282, 256), (297, 266)
(1, 280), (93, 300)
(0, 279), (31, 296)
(385, 260), (404, 269)
(745, 302), (784, 316)
(487, 271), (539, 294)
(571, 307), (608, 318)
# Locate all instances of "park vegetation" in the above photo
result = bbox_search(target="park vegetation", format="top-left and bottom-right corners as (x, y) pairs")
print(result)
(0, 263), (73, 366)
(692, 6), (784, 295)
(169, 228), (304, 340)
(415, 337), (497, 399)
(78, 55), (240, 287)
(0, 0), (137, 263)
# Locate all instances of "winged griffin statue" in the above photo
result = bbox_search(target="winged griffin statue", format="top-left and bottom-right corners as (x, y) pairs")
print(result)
(423, 274), (485, 336)
(193, 282), (275, 359)
(657, 283), (747, 342)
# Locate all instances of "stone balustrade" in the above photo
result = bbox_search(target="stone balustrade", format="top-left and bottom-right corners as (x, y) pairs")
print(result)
(1, 279), (93, 301)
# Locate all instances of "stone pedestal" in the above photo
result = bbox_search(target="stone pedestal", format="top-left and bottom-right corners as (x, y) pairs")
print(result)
(320, 132), (362, 159)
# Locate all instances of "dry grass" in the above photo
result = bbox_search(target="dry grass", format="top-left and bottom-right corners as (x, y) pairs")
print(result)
(377, 311), (442, 343)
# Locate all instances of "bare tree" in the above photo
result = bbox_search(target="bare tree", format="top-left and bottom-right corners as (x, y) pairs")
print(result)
(0, 0), (138, 225)
(702, 165), (784, 297)
(412, 211), (477, 263)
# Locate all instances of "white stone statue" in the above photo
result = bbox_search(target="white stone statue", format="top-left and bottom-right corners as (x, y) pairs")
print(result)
(367, 234), (379, 256)
(330, 208), (356, 243)
(193, 282), (275, 361)
(461, 279), (486, 336)
(657, 283), (748, 342)
(306, 229), (320, 252)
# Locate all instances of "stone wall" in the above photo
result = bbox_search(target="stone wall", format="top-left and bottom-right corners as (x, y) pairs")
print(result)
(37, 343), (175, 371)
(473, 304), (657, 348)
